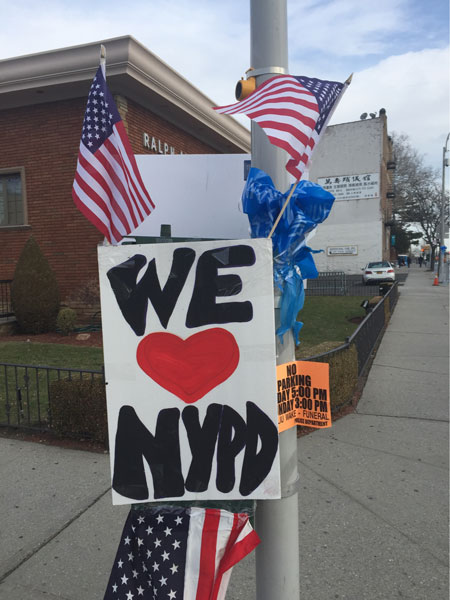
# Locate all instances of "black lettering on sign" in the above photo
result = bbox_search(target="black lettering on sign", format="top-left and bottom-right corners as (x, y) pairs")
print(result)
(112, 405), (184, 500)
(182, 404), (222, 493)
(186, 245), (255, 328)
(240, 401), (279, 496)
(107, 244), (255, 333)
(107, 249), (196, 334)
(216, 405), (247, 493)
(112, 402), (279, 500)
(286, 363), (297, 376)
(313, 388), (327, 401)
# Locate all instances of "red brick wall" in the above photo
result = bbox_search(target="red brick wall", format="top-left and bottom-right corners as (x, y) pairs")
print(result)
(0, 96), (221, 304)
(124, 97), (219, 155)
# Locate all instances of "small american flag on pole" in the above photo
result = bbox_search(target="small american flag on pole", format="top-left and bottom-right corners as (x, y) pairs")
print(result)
(103, 506), (260, 600)
(72, 63), (154, 244)
(214, 74), (349, 181)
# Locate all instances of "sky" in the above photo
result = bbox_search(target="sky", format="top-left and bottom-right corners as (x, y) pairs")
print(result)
(1, 0), (449, 173)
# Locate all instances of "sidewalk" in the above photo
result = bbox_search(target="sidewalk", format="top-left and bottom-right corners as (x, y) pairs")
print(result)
(1, 266), (448, 599)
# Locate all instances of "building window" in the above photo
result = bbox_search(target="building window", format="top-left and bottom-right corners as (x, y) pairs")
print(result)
(0, 170), (26, 226)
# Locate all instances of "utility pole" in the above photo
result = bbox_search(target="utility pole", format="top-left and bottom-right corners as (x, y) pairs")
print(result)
(250, 1), (300, 598)
(438, 133), (449, 283)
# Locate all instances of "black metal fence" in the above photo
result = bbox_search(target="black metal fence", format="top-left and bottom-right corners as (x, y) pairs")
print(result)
(348, 283), (398, 375)
(306, 271), (347, 295)
(0, 280), (13, 317)
(0, 363), (104, 431)
(306, 271), (407, 297)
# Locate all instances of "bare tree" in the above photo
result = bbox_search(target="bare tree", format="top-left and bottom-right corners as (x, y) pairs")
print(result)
(391, 133), (448, 269)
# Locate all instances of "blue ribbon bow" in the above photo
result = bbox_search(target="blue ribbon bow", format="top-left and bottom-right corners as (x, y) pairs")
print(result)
(242, 167), (335, 345)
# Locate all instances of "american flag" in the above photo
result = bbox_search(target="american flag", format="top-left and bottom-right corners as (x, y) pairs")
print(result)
(214, 75), (348, 181)
(72, 65), (154, 244)
(104, 506), (260, 600)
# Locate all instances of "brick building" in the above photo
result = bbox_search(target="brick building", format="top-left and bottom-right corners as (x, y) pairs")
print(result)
(0, 36), (250, 310)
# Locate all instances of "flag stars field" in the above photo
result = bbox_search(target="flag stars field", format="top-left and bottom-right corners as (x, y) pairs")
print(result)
(104, 507), (259, 599)
(214, 74), (347, 182)
(72, 65), (155, 245)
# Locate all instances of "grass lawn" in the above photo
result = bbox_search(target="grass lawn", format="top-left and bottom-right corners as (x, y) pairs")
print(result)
(0, 342), (103, 370)
(296, 295), (367, 357)
(0, 296), (366, 368)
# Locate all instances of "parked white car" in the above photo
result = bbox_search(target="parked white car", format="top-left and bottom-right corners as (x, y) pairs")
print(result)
(362, 261), (395, 285)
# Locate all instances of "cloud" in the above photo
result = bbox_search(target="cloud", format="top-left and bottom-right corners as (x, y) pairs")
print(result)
(288, 0), (410, 58)
(0, 0), (448, 170)
(0, 0), (250, 107)
(330, 46), (450, 168)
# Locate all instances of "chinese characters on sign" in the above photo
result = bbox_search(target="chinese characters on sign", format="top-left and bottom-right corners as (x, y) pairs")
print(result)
(318, 173), (379, 200)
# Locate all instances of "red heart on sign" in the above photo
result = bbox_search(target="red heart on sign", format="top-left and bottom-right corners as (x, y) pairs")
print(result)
(136, 328), (240, 403)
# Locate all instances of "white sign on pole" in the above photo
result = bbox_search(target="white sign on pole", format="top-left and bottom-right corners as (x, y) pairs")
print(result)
(98, 238), (280, 505)
(132, 154), (251, 239)
(318, 172), (379, 200)
(327, 245), (358, 256)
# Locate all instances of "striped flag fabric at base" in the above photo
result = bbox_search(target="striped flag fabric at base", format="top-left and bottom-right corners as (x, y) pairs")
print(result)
(214, 75), (346, 181)
(72, 65), (154, 244)
(103, 506), (260, 600)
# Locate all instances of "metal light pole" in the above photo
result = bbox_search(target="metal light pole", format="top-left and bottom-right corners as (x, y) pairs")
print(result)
(438, 133), (450, 283)
(250, 1), (300, 598)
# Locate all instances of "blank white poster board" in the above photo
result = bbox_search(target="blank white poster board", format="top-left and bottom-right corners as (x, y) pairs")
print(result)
(131, 154), (251, 239)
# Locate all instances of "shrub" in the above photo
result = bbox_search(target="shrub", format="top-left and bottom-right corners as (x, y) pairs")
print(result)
(11, 237), (60, 333)
(57, 307), (77, 335)
(49, 378), (108, 445)
(69, 279), (100, 306)
(68, 279), (101, 327)
(306, 343), (359, 412)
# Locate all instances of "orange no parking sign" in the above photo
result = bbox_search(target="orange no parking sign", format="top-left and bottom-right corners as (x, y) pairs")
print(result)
(276, 361), (331, 431)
